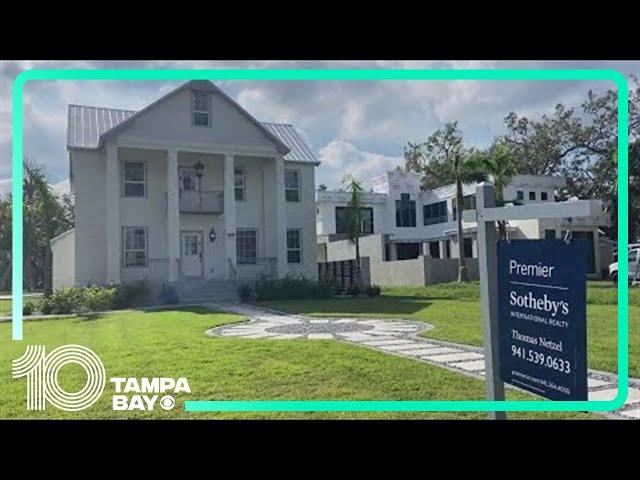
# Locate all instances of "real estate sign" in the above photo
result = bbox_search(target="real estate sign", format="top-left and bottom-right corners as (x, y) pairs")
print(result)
(498, 239), (588, 401)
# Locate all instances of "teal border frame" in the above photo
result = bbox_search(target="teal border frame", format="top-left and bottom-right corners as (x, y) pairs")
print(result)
(11, 68), (629, 413)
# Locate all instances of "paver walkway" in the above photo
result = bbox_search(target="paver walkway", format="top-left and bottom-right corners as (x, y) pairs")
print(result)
(206, 302), (639, 420)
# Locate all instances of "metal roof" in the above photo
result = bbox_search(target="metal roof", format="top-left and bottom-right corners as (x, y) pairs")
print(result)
(67, 104), (318, 164)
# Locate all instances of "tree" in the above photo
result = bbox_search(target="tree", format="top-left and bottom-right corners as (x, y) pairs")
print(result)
(472, 141), (518, 239)
(405, 122), (484, 282)
(342, 173), (365, 286)
(502, 104), (584, 176)
(21, 162), (74, 294)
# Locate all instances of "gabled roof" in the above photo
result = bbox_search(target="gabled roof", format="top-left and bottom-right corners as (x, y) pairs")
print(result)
(67, 80), (319, 163)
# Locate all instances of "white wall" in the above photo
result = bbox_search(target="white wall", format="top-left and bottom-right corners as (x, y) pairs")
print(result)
(51, 229), (75, 290)
(285, 163), (318, 279)
(71, 149), (107, 286)
(117, 88), (278, 152)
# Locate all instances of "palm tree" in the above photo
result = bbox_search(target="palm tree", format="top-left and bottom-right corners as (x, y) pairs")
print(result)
(406, 122), (484, 282)
(342, 173), (365, 286)
(473, 142), (518, 239)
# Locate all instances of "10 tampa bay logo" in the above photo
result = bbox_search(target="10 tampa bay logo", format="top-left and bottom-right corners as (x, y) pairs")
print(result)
(13, 345), (190, 412)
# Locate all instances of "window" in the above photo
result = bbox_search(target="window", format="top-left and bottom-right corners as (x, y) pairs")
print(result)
(396, 242), (421, 260)
(234, 167), (245, 201)
(122, 161), (146, 197)
(452, 195), (476, 220)
(517, 190), (524, 201)
(423, 201), (447, 225)
(285, 169), (300, 202)
(541, 191), (548, 201)
(236, 229), (257, 264)
(122, 227), (147, 267)
(335, 207), (374, 235)
(395, 194), (416, 227)
(463, 237), (473, 258)
(192, 92), (210, 126)
(529, 191), (536, 201)
(545, 229), (557, 239)
(287, 229), (302, 264)
(429, 241), (440, 259)
(630, 250), (639, 263)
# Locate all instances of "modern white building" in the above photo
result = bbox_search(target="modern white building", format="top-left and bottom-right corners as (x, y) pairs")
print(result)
(317, 170), (611, 281)
(51, 80), (319, 294)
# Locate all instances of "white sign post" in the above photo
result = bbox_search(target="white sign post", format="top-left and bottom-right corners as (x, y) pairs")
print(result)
(471, 182), (603, 420)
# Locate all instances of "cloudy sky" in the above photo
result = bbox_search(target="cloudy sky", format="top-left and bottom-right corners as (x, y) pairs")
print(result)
(0, 60), (638, 197)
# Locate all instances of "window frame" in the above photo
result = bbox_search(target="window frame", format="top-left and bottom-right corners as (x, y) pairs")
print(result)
(234, 166), (245, 201)
(286, 228), (303, 264)
(335, 206), (374, 235)
(423, 200), (448, 226)
(121, 161), (147, 198)
(284, 168), (301, 202)
(395, 193), (416, 227)
(122, 226), (148, 268)
(192, 91), (211, 127)
(541, 191), (549, 201)
(517, 190), (524, 201)
(529, 191), (537, 201)
(236, 228), (258, 265)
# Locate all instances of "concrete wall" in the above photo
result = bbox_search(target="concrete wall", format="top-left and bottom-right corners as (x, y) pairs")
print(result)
(324, 234), (386, 262)
(424, 257), (479, 284)
(370, 257), (425, 286)
(51, 229), (75, 290)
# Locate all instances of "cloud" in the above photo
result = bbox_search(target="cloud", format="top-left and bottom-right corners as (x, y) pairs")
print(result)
(317, 140), (403, 188)
(1, 59), (637, 192)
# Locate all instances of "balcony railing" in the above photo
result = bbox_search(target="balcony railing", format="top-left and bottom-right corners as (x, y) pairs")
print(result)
(179, 190), (224, 214)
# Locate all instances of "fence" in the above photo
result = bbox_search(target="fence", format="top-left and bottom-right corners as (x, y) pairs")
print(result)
(318, 258), (371, 289)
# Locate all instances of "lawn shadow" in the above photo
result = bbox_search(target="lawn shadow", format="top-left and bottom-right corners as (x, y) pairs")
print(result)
(264, 296), (435, 317)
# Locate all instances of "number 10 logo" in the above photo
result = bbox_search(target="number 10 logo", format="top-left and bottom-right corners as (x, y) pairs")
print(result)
(12, 345), (106, 411)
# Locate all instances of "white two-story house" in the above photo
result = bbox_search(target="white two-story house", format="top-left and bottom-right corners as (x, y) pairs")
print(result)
(51, 80), (319, 294)
(317, 170), (611, 280)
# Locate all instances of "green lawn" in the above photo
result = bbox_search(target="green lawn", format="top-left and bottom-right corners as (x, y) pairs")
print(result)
(259, 282), (640, 378)
(0, 307), (595, 419)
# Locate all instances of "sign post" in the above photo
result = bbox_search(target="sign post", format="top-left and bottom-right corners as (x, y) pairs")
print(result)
(476, 183), (506, 419)
(473, 183), (600, 419)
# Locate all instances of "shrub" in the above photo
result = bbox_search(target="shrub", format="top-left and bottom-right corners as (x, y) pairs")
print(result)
(366, 284), (381, 297)
(254, 275), (337, 301)
(238, 284), (253, 302)
(41, 287), (83, 314)
(82, 285), (118, 312)
(23, 300), (37, 316)
(345, 283), (361, 297)
(160, 284), (179, 305)
(113, 280), (150, 309)
(317, 279), (336, 299)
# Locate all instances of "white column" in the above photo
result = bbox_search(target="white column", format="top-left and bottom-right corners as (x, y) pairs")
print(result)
(105, 142), (121, 284)
(274, 155), (287, 278)
(224, 154), (237, 279)
(167, 149), (180, 282)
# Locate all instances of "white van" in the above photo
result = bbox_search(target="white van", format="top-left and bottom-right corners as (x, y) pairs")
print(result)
(609, 248), (640, 283)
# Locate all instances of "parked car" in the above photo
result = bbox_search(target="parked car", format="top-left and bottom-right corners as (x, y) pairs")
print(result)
(609, 248), (640, 283)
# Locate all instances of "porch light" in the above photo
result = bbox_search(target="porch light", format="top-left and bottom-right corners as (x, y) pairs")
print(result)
(194, 160), (205, 179)
(209, 226), (216, 243)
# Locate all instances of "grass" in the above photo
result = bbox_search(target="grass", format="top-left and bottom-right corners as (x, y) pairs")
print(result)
(0, 306), (595, 419)
(258, 282), (640, 378)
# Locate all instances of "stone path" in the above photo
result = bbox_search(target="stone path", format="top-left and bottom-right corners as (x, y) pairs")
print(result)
(206, 303), (639, 420)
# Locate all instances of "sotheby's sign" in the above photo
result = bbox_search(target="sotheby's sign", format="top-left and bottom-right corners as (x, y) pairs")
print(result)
(498, 239), (588, 401)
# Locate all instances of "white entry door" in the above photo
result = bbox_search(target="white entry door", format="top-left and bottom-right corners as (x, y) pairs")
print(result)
(181, 231), (203, 277)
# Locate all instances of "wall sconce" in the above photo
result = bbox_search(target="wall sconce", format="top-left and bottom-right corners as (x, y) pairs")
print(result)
(209, 226), (216, 243)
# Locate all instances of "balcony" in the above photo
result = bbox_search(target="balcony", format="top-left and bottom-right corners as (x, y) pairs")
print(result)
(179, 190), (224, 214)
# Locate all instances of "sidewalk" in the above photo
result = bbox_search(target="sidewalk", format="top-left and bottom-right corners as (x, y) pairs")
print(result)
(206, 302), (640, 420)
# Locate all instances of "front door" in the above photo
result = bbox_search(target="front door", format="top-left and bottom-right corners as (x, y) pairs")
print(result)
(181, 231), (203, 277)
